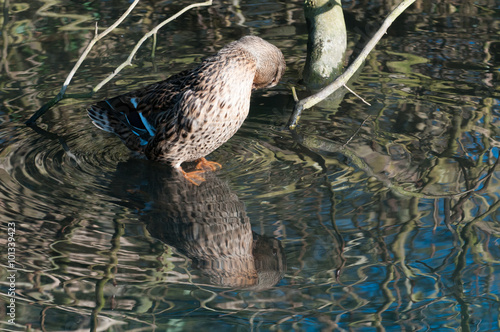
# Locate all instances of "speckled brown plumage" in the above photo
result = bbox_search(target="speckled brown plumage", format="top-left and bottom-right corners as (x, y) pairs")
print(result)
(88, 36), (285, 184)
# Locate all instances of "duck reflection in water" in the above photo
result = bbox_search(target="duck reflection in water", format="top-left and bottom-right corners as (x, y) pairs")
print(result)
(112, 160), (286, 289)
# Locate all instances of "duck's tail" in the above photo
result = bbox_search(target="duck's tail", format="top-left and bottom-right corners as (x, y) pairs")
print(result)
(87, 103), (116, 134)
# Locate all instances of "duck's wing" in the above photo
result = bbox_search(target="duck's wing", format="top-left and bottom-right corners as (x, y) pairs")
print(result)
(87, 70), (191, 152)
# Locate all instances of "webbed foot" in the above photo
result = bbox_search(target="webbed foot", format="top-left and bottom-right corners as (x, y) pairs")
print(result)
(195, 157), (222, 172)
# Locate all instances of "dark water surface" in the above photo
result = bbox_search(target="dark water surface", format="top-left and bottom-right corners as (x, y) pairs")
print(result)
(1, 0), (499, 330)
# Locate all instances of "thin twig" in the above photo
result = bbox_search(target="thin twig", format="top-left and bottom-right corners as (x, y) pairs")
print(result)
(291, 86), (299, 102)
(342, 115), (370, 149)
(343, 84), (371, 106)
(288, 0), (415, 129)
(152, 32), (157, 59)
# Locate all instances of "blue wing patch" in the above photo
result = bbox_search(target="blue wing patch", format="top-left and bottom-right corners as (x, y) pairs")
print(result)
(103, 98), (155, 146)
(139, 112), (156, 137)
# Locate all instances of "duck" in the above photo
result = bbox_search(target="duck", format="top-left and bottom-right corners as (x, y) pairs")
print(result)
(87, 36), (286, 184)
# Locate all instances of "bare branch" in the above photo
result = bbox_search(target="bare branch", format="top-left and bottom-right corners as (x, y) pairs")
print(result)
(288, 0), (416, 129)
(25, 0), (140, 125)
(61, 0), (141, 96)
(26, 0), (213, 126)
(93, 0), (213, 93)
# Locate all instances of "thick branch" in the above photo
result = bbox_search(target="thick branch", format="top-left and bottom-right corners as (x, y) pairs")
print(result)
(288, 0), (415, 129)
(302, 0), (347, 88)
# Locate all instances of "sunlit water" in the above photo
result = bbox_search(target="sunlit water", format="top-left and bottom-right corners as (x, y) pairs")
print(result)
(0, 0), (499, 330)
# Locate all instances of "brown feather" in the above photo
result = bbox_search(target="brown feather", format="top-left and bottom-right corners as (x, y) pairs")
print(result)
(87, 36), (286, 169)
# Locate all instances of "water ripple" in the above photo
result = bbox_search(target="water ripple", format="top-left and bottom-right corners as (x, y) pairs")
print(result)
(0, 121), (131, 216)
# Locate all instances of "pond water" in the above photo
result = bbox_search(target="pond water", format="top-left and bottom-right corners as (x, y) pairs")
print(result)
(0, 0), (499, 330)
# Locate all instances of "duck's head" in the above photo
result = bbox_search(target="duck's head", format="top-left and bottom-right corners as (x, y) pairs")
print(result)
(234, 36), (286, 90)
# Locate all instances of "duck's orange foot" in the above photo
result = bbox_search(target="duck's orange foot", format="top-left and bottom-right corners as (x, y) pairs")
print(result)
(195, 157), (222, 172)
(180, 169), (206, 186)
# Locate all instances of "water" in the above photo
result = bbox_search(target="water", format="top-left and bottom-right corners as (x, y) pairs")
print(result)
(1, 0), (499, 330)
